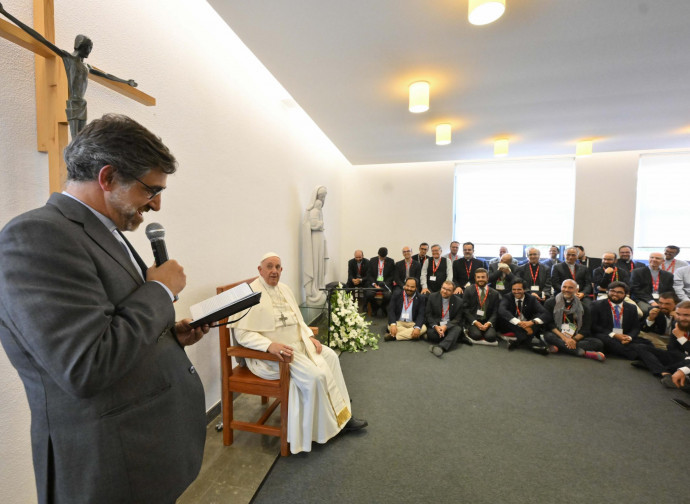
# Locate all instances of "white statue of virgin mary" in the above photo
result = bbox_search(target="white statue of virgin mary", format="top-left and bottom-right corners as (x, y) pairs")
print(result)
(301, 186), (328, 305)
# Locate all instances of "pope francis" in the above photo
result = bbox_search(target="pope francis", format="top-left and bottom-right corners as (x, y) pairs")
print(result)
(235, 252), (367, 454)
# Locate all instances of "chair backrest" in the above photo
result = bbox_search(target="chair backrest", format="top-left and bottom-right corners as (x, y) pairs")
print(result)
(217, 276), (258, 368)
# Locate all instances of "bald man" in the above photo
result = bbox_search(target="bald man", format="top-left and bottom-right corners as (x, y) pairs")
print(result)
(235, 253), (367, 454)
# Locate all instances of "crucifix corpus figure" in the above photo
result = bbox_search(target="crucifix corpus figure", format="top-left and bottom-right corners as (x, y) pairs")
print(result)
(0, 2), (138, 138)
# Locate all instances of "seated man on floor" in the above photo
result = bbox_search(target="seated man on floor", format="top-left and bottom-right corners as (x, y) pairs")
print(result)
(497, 279), (549, 353)
(640, 291), (678, 349)
(590, 281), (653, 360)
(385, 277), (426, 342)
(592, 252), (630, 300)
(551, 247), (593, 307)
(635, 300), (690, 391)
(543, 279), (605, 362)
(421, 244), (453, 295)
(394, 246), (421, 292)
(426, 280), (465, 357)
(364, 246), (396, 317)
(462, 268), (500, 345)
(235, 253), (367, 454)
(662, 245), (688, 274)
(517, 248), (552, 303)
(630, 251), (674, 317)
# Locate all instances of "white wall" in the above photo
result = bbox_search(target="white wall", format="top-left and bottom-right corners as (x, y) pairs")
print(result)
(0, 1), (348, 502)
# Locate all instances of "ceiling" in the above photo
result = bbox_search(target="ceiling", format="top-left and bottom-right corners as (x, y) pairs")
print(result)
(208, 0), (690, 165)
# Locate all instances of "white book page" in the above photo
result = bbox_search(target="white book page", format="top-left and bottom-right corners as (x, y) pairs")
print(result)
(190, 283), (253, 320)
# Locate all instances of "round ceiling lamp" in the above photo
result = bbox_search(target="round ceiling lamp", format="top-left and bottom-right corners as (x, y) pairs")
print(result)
(468, 0), (506, 26)
(409, 81), (430, 113)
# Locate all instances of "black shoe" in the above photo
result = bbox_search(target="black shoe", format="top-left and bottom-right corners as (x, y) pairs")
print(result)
(531, 345), (549, 356)
(344, 417), (368, 431)
(384, 333), (395, 342)
(508, 340), (519, 351)
(630, 360), (647, 369)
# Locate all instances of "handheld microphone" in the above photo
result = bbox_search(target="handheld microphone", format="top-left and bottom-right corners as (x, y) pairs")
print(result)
(145, 222), (168, 266)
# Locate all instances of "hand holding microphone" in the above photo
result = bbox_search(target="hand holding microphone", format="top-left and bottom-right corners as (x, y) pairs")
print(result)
(145, 223), (185, 298)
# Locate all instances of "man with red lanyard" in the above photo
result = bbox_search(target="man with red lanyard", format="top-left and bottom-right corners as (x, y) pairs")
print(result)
(364, 247), (396, 317)
(426, 281), (464, 357)
(630, 252), (674, 317)
(662, 245), (688, 274)
(497, 279), (549, 353)
(592, 252), (631, 300)
(517, 248), (552, 303)
(590, 281), (653, 360)
(446, 241), (461, 262)
(385, 277), (427, 342)
(634, 300), (690, 392)
(453, 241), (487, 294)
(543, 279), (605, 361)
(346, 250), (369, 288)
(412, 242), (429, 268)
(421, 244), (453, 295)
(462, 268), (500, 345)
(616, 245), (644, 273)
(551, 247), (593, 307)
(394, 246), (421, 291)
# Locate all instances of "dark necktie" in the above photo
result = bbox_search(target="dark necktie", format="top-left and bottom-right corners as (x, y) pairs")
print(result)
(517, 299), (523, 314)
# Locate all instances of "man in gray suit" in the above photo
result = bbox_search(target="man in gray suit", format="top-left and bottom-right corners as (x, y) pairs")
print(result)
(0, 114), (209, 503)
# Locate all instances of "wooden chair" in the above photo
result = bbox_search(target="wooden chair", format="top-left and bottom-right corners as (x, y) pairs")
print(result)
(217, 277), (318, 457)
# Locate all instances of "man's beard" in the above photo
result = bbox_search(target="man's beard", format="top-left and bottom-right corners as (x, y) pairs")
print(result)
(677, 319), (690, 332)
(110, 186), (146, 231)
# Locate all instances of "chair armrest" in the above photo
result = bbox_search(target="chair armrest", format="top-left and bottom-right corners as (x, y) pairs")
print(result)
(227, 346), (293, 363)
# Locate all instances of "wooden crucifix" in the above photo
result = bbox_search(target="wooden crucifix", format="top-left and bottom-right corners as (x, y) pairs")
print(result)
(0, 0), (155, 193)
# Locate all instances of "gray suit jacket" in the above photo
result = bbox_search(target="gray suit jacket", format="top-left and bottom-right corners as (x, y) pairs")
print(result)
(0, 193), (205, 503)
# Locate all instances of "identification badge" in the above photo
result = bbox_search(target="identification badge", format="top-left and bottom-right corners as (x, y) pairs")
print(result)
(613, 328), (623, 334)
(652, 293), (660, 300)
(377, 275), (384, 281)
(401, 313), (410, 321)
(430, 275), (437, 281)
(531, 286), (540, 291)
(561, 322), (576, 336)
(476, 309), (485, 317)
(496, 281), (505, 290)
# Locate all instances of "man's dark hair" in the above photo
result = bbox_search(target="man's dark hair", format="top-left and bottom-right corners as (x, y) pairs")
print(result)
(618, 245), (633, 252)
(475, 268), (488, 275)
(450, 240), (460, 246)
(419, 242), (429, 248)
(378, 247), (388, 257)
(463, 242), (474, 249)
(574, 245), (584, 252)
(666, 245), (680, 254)
(511, 278), (526, 289)
(64, 114), (177, 182)
(659, 291), (680, 303)
(608, 281), (629, 294)
(404, 277), (418, 289)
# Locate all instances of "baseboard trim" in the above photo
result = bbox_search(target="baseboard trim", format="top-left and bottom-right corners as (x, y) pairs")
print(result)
(206, 400), (221, 425)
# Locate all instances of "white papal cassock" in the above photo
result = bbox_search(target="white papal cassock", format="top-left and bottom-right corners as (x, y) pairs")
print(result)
(235, 277), (351, 454)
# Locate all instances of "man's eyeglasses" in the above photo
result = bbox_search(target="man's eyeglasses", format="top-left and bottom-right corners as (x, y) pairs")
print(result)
(132, 175), (165, 200)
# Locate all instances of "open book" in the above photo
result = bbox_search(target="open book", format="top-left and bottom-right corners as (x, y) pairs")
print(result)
(189, 282), (262, 328)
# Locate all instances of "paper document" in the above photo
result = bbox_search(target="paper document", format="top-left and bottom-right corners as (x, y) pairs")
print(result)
(190, 282), (254, 321)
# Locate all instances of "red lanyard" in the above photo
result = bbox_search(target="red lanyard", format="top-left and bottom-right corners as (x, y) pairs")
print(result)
(515, 299), (522, 317)
(441, 302), (450, 319)
(465, 260), (473, 280)
(432, 259), (440, 274)
(475, 285), (487, 309)
(651, 271), (660, 292)
(662, 260), (675, 273)
(378, 259), (384, 276)
(529, 264), (539, 284)
(611, 267), (619, 281)
(403, 292), (414, 311)
(448, 253), (458, 261)
(608, 300), (622, 326)
(562, 302), (573, 323)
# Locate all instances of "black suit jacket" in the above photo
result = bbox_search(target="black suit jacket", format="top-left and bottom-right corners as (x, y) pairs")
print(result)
(488, 262), (517, 296)
(517, 262), (553, 298)
(544, 296), (592, 337)
(498, 294), (550, 326)
(425, 292), (464, 329)
(630, 267), (674, 303)
(551, 263), (593, 296)
(590, 299), (641, 338)
(346, 258), (369, 287)
(591, 266), (631, 295)
(394, 259), (421, 287)
(642, 313), (676, 337)
(579, 256), (603, 274)
(453, 258), (486, 288)
(462, 285), (500, 327)
(616, 259), (645, 274)
(0, 193), (205, 503)
(366, 256), (396, 289)
(412, 254), (428, 269)
(388, 290), (426, 327)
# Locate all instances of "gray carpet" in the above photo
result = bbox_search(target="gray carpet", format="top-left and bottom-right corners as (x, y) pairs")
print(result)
(252, 318), (690, 504)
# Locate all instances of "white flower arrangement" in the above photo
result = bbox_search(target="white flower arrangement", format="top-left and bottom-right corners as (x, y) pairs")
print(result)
(329, 284), (379, 352)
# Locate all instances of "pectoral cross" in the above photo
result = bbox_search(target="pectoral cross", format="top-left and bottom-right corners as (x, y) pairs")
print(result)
(278, 312), (288, 327)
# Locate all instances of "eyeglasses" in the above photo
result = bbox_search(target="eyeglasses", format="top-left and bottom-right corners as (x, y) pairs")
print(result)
(132, 175), (165, 200)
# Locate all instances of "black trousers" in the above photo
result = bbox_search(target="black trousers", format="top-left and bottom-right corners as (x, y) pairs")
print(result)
(543, 332), (603, 356)
(636, 346), (687, 375)
(592, 334), (653, 360)
(364, 288), (391, 314)
(467, 324), (498, 342)
(427, 324), (462, 352)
